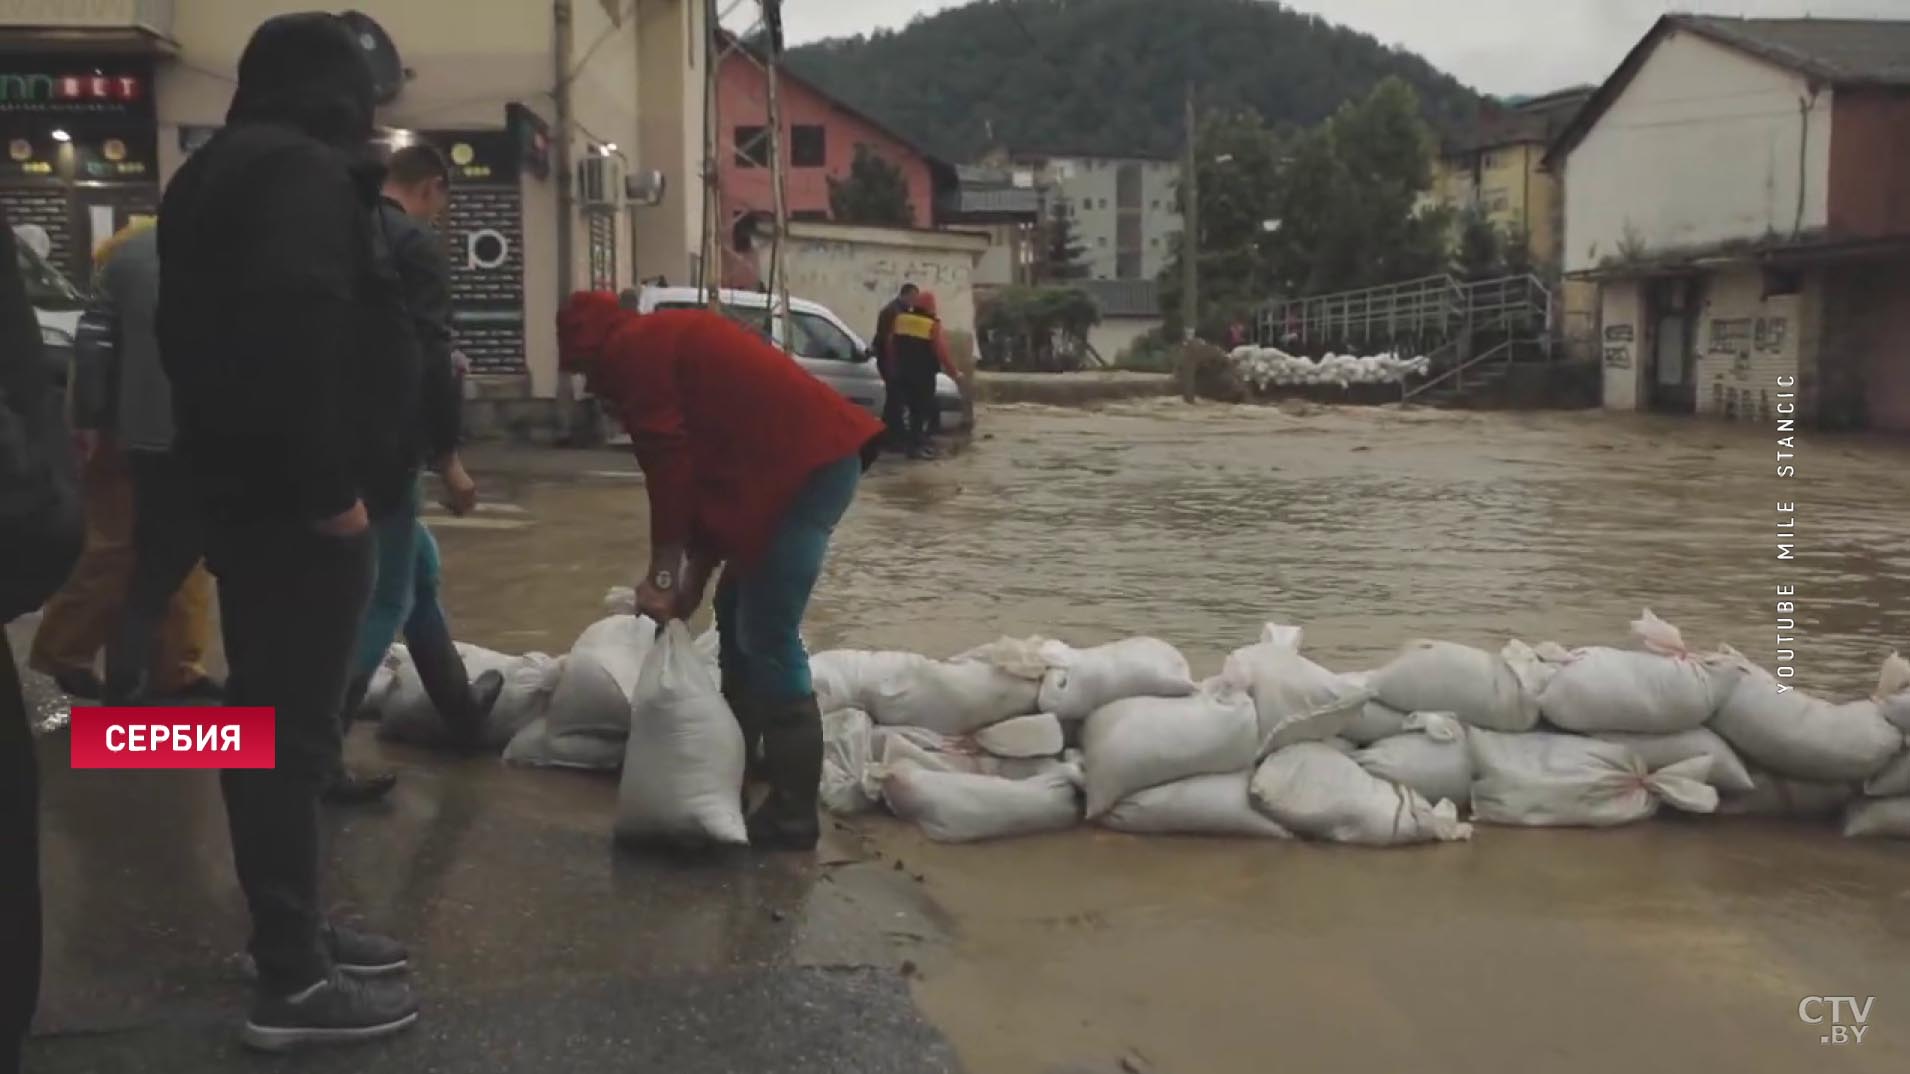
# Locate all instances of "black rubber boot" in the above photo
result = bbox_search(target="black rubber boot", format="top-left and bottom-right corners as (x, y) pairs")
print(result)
(722, 670), (762, 813)
(410, 617), (501, 750)
(747, 694), (823, 852)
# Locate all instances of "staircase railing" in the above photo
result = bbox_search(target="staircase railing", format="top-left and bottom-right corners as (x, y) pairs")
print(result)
(1261, 272), (1554, 353)
(1402, 338), (1518, 403)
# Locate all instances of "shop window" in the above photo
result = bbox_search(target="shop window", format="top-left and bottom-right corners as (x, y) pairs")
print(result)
(791, 125), (826, 167)
(1764, 267), (1802, 296)
(734, 125), (768, 168)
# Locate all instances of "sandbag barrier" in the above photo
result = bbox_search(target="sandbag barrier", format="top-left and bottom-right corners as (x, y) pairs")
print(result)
(357, 598), (1910, 847)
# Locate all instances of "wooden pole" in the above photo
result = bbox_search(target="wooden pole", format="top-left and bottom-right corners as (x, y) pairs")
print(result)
(1178, 81), (1199, 402)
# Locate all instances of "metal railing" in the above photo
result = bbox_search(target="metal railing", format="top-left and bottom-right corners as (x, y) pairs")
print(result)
(1402, 338), (1518, 403)
(1259, 272), (1554, 351)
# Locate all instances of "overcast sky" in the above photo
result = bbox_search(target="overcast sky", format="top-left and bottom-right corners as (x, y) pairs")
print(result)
(780, 0), (1908, 97)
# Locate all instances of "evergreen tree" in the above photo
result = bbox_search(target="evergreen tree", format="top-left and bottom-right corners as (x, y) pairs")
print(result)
(827, 145), (915, 226)
(1038, 197), (1089, 282)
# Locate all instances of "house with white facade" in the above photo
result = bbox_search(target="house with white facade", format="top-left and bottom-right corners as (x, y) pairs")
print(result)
(1545, 15), (1910, 430)
(985, 150), (1183, 282)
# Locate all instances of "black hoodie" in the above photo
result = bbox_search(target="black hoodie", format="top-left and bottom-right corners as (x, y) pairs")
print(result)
(158, 12), (419, 526)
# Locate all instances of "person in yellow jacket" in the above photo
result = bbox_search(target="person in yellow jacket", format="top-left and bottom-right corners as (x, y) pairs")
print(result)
(883, 291), (959, 460)
(27, 218), (218, 702)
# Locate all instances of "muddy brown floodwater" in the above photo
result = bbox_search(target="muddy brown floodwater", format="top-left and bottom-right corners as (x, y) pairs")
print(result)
(440, 401), (1910, 1074)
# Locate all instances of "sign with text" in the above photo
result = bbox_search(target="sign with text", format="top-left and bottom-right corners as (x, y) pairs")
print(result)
(70, 707), (276, 769)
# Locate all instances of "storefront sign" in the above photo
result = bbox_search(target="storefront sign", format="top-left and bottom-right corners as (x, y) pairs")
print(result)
(0, 69), (147, 112)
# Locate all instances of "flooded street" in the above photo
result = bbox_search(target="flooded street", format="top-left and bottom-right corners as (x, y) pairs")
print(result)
(23, 401), (1910, 1073)
(431, 401), (1910, 1074)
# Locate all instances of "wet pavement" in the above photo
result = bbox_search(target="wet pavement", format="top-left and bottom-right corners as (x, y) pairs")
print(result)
(18, 400), (1910, 1072)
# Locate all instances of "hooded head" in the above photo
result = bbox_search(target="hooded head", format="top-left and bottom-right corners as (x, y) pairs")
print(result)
(912, 291), (940, 317)
(557, 290), (630, 374)
(226, 13), (376, 150)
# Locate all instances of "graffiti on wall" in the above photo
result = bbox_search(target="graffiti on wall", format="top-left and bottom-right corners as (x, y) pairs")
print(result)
(1755, 316), (1788, 353)
(1708, 317), (1753, 355)
(1602, 322), (1634, 369)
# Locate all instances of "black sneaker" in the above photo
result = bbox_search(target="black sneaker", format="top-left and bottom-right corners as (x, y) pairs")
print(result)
(240, 970), (419, 1052)
(324, 923), (408, 977)
(322, 769), (399, 806)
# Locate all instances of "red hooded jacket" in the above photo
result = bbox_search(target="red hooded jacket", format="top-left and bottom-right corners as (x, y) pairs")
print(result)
(558, 291), (884, 569)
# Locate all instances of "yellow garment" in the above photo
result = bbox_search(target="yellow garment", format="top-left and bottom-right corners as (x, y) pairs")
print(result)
(26, 442), (214, 691)
(892, 311), (937, 341)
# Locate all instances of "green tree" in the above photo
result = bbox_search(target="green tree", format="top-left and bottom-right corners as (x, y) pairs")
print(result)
(1037, 197), (1089, 282)
(785, 0), (1485, 160)
(828, 145), (915, 226)
(1453, 207), (1505, 281)
(1159, 107), (1285, 339)
(976, 285), (1102, 371)
(1262, 77), (1452, 296)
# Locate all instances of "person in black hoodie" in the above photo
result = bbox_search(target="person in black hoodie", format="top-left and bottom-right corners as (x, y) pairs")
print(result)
(156, 12), (419, 1050)
(1, 203), (82, 1074)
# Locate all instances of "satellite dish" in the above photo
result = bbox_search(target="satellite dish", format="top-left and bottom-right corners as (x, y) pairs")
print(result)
(339, 11), (405, 105)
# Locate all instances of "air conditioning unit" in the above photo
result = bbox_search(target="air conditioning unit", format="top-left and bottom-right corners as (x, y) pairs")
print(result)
(625, 168), (667, 208)
(578, 153), (626, 212)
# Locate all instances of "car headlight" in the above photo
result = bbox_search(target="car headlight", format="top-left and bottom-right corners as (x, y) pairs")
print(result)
(41, 325), (73, 348)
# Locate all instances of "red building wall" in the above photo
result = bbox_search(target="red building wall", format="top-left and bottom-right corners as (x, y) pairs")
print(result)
(716, 52), (936, 236)
(1828, 89), (1910, 239)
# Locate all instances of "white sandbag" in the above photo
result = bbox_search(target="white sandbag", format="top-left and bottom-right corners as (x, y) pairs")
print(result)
(1353, 713), (1472, 806)
(1101, 771), (1293, 839)
(1708, 649), (1904, 782)
(1866, 751), (1910, 798)
(546, 615), (654, 738)
(1080, 679), (1259, 819)
(972, 713), (1065, 759)
(614, 621), (747, 847)
(1842, 797), (1910, 839)
(1341, 700), (1411, 745)
(1718, 766), (1858, 819)
(1595, 728), (1755, 794)
(1874, 652), (1910, 732)
(378, 644), (565, 750)
(1369, 639), (1549, 733)
(821, 708), (879, 816)
(878, 733), (990, 777)
(1535, 611), (1741, 734)
(1250, 742), (1472, 846)
(602, 585), (636, 615)
(881, 766), (1081, 843)
(501, 717), (626, 772)
(1224, 624), (1367, 752)
(1323, 736), (1359, 755)
(1034, 637), (1196, 720)
(810, 647), (1041, 735)
(1467, 729), (1718, 828)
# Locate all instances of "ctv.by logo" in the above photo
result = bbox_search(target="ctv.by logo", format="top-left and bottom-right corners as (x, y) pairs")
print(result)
(1799, 996), (1874, 1045)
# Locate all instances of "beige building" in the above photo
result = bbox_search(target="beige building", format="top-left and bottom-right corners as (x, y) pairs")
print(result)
(1549, 15), (1910, 430)
(1, 0), (706, 405)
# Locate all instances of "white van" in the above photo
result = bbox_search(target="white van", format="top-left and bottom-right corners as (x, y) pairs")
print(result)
(637, 285), (971, 433)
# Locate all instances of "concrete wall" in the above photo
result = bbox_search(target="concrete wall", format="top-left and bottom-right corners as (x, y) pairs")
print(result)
(969, 220), (1030, 287)
(765, 221), (987, 342)
(717, 53), (935, 230)
(1598, 279), (1645, 410)
(1828, 88), (1910, 240)
(1088, 316), (1160, 365)
(1563, 29), (1832, 274)
(1690, 265), (1805, 423)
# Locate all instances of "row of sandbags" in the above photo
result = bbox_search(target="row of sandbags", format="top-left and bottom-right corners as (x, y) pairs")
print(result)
(1227, 345), (1432, 389)
(814, 611), (1910, 845)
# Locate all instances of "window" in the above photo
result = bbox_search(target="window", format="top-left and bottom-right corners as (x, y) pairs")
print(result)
(1097, 235), (1108, 247)
(733, 125), (768, 168)
(1151, 199), (1161, 210)
(1149, 236), (1160, 246)
(791, 310), (863, 362)
(791, 124), (826, 168)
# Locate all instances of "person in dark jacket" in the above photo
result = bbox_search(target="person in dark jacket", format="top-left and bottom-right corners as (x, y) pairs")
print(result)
(156, 11), (419, 1050)
(872, 282), (917, 447)
(558, 291), (884, 851)
(885, 290), (959, 460)
(1, 203), (82, 1074)
(332, 143), (500, 767)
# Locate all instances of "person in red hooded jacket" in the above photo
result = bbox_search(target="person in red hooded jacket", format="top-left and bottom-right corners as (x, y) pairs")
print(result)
(883, 290), (959, 459)
(557, 291), (884, 850)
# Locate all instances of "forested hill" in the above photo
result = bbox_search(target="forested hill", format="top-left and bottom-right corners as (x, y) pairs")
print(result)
(785, 0), (1488, 161)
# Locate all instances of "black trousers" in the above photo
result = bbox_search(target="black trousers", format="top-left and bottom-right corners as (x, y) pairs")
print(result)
(1, 631), (38, 1073)
(104, 450), (206, 702)
(207, 522), (373, 994)
(879, 361), (906, 442)
(896, 354), (939, 445)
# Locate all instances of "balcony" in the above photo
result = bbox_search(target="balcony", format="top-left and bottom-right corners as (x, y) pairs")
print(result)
(0, 0), (176, 52)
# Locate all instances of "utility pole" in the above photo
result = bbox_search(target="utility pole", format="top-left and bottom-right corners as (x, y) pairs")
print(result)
(552, 0), (577, 436)
(1178, 80), (1199, 402)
